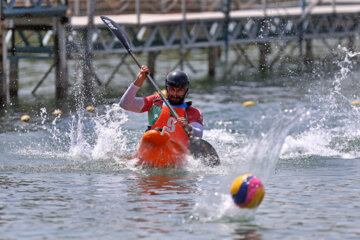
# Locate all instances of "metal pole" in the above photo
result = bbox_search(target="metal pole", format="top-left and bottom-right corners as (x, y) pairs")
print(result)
(262, 0), (267, 16)
(301, 0), (306, 15)
(180, 0), (186, 70)
(83, 0), (96, 96)
(9, 27), (18, 98)
(74, 0), (79, 16)
(299, 0), (306, 56)
(224, 0), (231, 63)
(0, 3), (7, 105)
(87, 0), (95, 33)
(136, 0), (141, 24)
(54, 17), (68, 99)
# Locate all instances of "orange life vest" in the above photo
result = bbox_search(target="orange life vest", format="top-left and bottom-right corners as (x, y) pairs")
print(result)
(150, 105), (190, 148)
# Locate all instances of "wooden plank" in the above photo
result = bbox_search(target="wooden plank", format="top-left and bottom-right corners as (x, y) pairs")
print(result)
(11, 17), (54, 27)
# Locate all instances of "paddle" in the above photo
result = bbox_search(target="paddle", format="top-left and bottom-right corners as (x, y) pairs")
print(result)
(100, 16), (220, 166)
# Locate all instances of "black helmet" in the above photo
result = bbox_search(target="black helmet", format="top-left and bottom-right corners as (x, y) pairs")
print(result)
(165, 70), (189, 89)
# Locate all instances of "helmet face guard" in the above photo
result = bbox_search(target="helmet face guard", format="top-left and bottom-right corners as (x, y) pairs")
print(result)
(165, 70), (189, 105)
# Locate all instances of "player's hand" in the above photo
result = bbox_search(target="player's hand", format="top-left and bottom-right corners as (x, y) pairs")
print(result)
(176, 117), (192, 132)
(136, 65), (150, 82)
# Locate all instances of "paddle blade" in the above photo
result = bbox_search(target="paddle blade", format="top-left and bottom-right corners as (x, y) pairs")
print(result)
(100, 16), (133, 52)
(189, 137), (220, 167)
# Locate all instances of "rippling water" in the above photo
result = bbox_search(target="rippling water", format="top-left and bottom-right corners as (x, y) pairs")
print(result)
(1, 47), (360, 239)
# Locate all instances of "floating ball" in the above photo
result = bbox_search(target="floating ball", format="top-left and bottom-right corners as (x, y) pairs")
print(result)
(52, 109), (63, 115)
(86, 105), (94, 112)
(350, 100), (360, 106)
(20, 114), (30, 122)
(230, 174), (265, 209)
(242, 101), (256, 107)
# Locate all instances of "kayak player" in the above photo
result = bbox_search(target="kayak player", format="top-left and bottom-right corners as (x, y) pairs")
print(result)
(120, 65), (203, 147)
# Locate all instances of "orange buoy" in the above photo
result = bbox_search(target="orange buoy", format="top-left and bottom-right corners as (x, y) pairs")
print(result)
(133, 130), (189, 167)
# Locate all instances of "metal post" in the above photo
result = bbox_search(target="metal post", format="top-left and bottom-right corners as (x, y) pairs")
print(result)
(9, 58), (18, 97)
(301, 0), (306, 17)
(136, 0), (141, 24)
(299, 0), (306, 56)
(0, 8), (7, 105)
(180, 0), (186, 70)
(87, 0), (95, 33)
(224, 0), (231, 63)
(348, 36), (354, 52)
(74, 0), (80, 16)
(201, 0), (205, 11)
(208, 47), (216, 77)
(262, 0), (267, 16)
(259, 41), (270, 72)
(54, 17), (68, 99)
(147, 51), (158, 78)
(9, 27), (18, 97)
(304, 39), (313, 65)
(83, 0), (95, 97)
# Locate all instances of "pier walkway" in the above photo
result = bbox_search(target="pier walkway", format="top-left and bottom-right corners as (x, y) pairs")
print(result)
(1, 0), (360, 104)
(70, 3), (360, 52)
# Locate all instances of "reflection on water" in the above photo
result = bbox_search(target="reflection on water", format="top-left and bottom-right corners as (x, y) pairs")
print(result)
(136, 175), (192, 196)
(131, 172), (196, 215)
(233, 227), (262, 240)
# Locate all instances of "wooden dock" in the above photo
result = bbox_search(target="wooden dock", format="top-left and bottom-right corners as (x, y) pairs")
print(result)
(1, 0), (360, 106)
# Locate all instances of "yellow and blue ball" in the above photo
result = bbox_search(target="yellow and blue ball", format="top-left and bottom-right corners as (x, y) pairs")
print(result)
(230, 173), (265, 209)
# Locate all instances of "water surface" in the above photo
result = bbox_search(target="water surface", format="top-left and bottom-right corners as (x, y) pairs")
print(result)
(1, 48), (360, 239)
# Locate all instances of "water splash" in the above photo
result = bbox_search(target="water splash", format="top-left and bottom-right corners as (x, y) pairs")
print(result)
(91, 104), (129, 160)
(68, 103), (130, 161)
(282, 46), (360, 160)
(188, 51), (360, 219)
(247, 113), (303, 181)
(68, 112), (91, 158)
(7, 100), (132, 173)
(191, 108), (303, 222)
(332, 46), (360, 102)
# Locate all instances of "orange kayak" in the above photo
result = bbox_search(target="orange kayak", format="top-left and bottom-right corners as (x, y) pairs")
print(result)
(133, 129), (189, 167)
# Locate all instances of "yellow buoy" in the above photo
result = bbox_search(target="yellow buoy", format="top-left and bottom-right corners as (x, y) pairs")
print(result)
(242, 101), (256, 107)
(20, 114), (31, 122)
(86, 105), (94, 112)
(53, 109), (63, 115)
(350, 100), (360, 106)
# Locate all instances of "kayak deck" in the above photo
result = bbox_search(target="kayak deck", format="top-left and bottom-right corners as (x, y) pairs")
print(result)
(133, 129), (189, 167)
